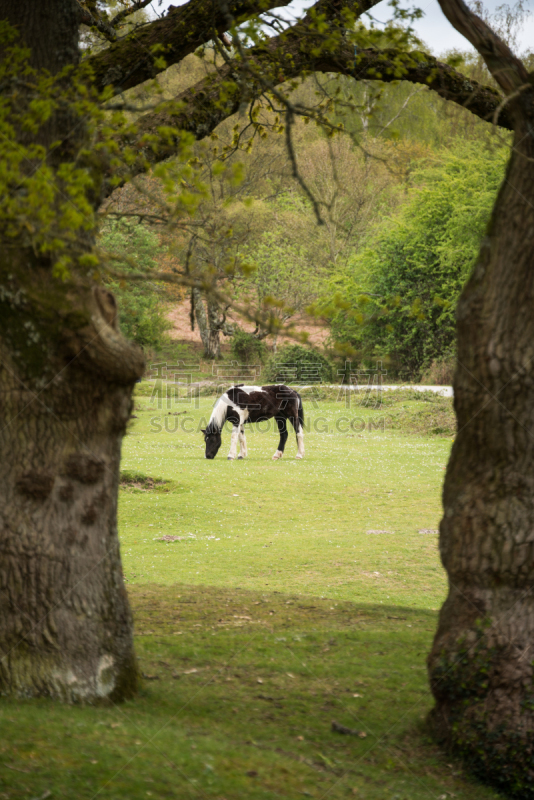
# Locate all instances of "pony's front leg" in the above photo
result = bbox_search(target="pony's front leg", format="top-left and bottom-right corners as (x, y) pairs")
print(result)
(238, 425), (247, 459)
(273, 416), (288, 460)
(228, 425), (240, 460)
(296, 425), (305, 459)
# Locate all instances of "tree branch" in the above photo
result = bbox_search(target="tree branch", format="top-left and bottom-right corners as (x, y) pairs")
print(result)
(109, 0), (155, 29)
(77, 1), (118, 42)
(85, 0), (383, 95)
(85, 0), (291, 94)
(437, 0), (529, 95)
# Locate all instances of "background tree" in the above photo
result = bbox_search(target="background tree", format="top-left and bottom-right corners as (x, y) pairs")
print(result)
(327, 143), (507, 379)
(180, 145), (285, 359)
(242, 227), (321, 350)
(297, 135), (392, 270)
(109, 115), (295, 359)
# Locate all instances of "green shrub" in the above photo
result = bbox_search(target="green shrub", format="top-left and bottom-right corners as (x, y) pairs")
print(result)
(326, 144), (507, 380)
(264, 344), (333, 384)
(230, 328), (268, 364)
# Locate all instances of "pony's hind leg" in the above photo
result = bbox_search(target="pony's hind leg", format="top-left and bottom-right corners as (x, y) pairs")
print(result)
(238, 425), (247, 459)
(289, 409), (304, 459)
(296, 425), (304, 458)
(273, 416), (288, 460)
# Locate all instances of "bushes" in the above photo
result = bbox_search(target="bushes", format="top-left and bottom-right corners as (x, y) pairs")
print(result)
(264, 344), (333, 383)
(327, 144), (507, 380)
(230, 328), (267, 364)
(421, 356), (456, 386)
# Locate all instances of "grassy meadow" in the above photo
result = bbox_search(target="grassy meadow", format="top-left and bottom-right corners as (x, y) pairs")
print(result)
(0, 386), (502, 800)
(120, 387), (451, 608)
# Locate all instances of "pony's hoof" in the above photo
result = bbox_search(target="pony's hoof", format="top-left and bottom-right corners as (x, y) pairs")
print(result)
(272, 451), (283, 460)
(296, 454), (303, 459)
(227, 457), (234, 461)
(237, 455), (244, 460)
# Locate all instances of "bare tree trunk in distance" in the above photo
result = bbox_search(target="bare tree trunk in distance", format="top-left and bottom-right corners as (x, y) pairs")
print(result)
(428, 0), (534, 793)
(192, 288), (223, 360)
(0, 0), (143, 702)
(206, 296), (223, 360)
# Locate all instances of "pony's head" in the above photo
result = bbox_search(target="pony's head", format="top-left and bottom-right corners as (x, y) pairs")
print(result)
(202, 428), (222, 459)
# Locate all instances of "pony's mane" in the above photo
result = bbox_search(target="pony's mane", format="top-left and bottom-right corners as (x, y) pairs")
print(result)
(207, 395), (228, 433)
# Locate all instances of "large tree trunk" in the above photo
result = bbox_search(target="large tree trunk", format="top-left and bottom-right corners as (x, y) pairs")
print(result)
(0, 274), (144, 701)
(0, 350), (140, 701)
(0, 280), (144, 703)
(427, 119), (534, 793)
(426, 1), (534, 793)
(0, 0), (144, 702)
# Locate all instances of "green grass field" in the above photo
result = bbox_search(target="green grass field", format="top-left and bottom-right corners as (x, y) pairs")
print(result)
(0, 388), (501, 800)
(120, 389), (450, 608)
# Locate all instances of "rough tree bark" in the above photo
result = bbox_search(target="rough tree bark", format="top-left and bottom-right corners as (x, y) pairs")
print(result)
(427, 0), (534, 794)
(0, 1), (144, 702)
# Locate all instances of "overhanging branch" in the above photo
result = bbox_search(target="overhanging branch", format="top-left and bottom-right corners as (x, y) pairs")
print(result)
(86, 0), (293, 94)
(77, 2), (118, 42)
(119, 40), (510, 188)
(110, 0), (155, 29)
(86, 0), (384, 95)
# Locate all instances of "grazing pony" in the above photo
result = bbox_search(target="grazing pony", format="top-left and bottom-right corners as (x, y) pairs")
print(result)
(202, 384), (304, 460)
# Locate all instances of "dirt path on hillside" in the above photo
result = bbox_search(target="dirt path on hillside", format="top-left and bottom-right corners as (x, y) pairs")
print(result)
(166, 300), (329, 347)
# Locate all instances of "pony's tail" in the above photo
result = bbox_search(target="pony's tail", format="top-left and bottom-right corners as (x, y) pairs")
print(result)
(297, 393), (304, 431)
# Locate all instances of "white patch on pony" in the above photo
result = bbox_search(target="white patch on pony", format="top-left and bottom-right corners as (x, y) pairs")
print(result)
(272, 450), (283, 460)
(296, 425), (304, 459)
(225, 393), (250, 426)
(210, 394), (229, 429)
(237, 385), (265, 395)
(228, 425), (240, 460)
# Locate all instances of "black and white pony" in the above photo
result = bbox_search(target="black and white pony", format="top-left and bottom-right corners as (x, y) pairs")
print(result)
(202, 384), (304, 460)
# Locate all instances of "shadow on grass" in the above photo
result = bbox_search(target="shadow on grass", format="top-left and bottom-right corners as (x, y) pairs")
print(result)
(0, 585), (500, 800)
